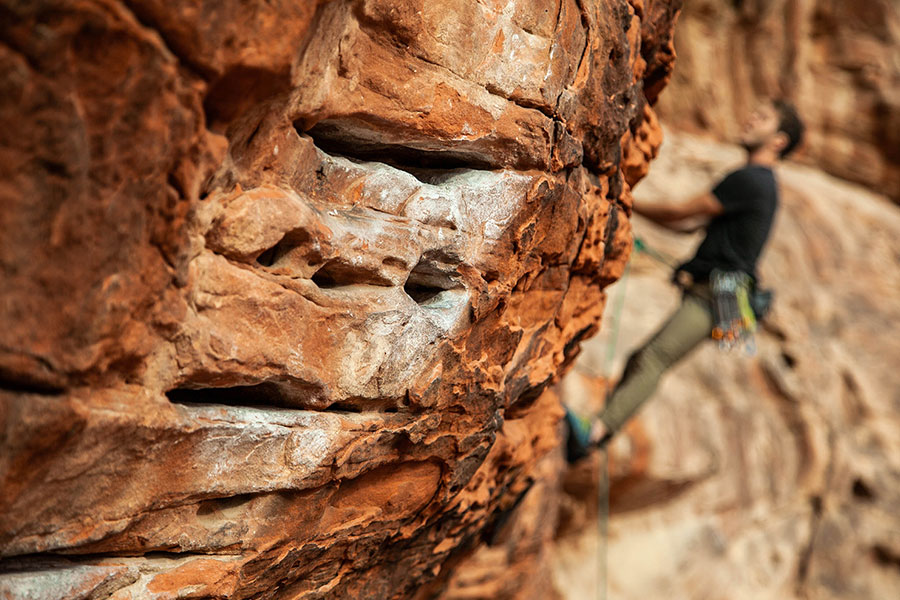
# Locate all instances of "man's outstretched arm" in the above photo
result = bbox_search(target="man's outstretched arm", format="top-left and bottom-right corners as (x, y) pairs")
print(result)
(634, 192), (724, 231)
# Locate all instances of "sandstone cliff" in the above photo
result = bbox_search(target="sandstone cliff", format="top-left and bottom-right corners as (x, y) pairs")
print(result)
(655, 0), (900, 203)
(0, 1), (681, 598)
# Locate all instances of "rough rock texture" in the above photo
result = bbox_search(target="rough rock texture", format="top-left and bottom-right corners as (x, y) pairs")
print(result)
(556, 130), (900, 600)
(654, 0), (900, 202)
(0, 1), (681, 598)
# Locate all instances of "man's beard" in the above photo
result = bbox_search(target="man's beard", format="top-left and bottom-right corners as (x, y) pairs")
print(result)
(740, 138), (764, 154)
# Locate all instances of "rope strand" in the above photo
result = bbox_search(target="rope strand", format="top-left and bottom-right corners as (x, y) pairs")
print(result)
(588, 235), (672, 600)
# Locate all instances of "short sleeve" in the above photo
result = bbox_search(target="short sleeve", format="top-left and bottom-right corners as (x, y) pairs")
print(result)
(712, 169), (756, 215)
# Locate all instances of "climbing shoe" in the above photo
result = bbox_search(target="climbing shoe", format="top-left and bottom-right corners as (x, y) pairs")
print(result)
(564, 408), (612, 463)
(564, 408), (593, 463)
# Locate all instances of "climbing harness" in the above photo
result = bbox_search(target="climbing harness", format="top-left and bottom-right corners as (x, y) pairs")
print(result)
(634, 236), (773, 354)
(710, 269), (758, 354)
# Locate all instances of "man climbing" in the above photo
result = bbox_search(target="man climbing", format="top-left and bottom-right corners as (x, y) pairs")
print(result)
(568, 99), (805, 459)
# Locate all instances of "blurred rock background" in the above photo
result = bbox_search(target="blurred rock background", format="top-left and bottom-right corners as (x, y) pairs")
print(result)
(554, 1), (900, 598)
(657, 0), (900, 202)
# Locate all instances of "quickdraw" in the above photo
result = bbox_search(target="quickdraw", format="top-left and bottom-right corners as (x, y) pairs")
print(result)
(710, 269), (758, 353)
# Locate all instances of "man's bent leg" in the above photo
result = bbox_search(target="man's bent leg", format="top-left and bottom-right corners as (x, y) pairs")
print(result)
(599, 292), (714, 433)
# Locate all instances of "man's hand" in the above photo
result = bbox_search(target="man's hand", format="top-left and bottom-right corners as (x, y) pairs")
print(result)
(633, 192), (724, 231)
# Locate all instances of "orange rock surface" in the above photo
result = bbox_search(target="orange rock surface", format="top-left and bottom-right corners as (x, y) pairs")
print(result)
(0, 1), (681, 597)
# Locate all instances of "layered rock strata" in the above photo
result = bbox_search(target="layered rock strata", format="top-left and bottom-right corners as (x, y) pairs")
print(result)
(0, 1), (681, 598)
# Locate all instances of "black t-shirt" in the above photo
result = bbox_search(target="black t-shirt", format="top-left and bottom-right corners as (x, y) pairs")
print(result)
(679, 165), (778, 281)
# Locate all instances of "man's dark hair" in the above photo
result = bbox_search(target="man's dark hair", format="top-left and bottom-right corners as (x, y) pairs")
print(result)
(774, 100), (804, 158)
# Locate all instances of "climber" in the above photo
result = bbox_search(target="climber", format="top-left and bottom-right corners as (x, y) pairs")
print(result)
(567, 99), (805, 460)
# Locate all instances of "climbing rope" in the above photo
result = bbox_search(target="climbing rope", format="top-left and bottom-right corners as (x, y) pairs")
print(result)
(574, 235), (676, 600)
(601, 258), (631, 391)
(597, 444), (609, 600)
(592, 243), (638, 600)
(576, 235), (668, 382)
(595, 235), (675, 600)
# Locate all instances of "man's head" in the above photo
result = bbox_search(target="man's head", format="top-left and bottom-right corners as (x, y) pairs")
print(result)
(739, 99), (805, 159)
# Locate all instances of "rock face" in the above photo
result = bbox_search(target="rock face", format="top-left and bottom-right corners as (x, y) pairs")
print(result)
(654, 0), (900, 203)
(556, 130), (900, 600)
(0, 1), (681, 598)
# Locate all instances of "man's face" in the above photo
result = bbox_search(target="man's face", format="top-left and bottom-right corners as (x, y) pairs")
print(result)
(739, 102), (780, 151)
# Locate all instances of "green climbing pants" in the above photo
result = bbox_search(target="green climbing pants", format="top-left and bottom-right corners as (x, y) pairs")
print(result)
(599, 284), (714, 433)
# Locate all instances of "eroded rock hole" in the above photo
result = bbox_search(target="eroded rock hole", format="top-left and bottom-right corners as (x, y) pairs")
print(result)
(482, 270), (500, 283)
(0, 372), (64, 396)
(167, 383), (291, 407)
(781, 351), (798, 369)
(852, 478), (876, 501)
(204, 66), (290, 133)
(165, 381), (325, 409)
(404, 259), (460, 305)
(196, 494), (255, 517)
(298, 119), (493, 183)
(311, 260), (393, 288)
(256, 230), (316, 268)
(326, 402), (364, 413)
(873, 545), (900, 570)
(256, 245), (279, 267)
(404, 279), (446, 304)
